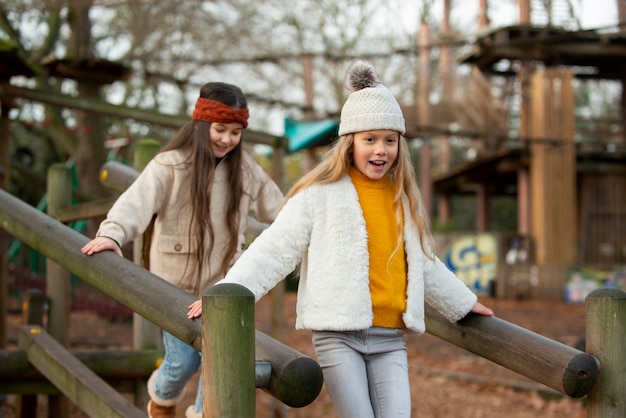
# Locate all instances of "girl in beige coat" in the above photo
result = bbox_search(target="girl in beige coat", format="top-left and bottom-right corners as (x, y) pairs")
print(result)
(82, 82), (283, 418)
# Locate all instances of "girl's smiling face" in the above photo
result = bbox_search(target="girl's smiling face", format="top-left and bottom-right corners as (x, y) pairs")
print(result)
(209, 122), (244, 158)
(351, 129), (399, 180)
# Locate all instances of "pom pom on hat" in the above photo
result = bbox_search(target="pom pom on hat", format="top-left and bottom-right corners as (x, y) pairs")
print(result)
(338, 60), (405, 136)
(345, 60), (380, 91)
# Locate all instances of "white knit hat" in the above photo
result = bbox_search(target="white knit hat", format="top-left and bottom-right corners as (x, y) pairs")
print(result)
(338, 60), (406, 136)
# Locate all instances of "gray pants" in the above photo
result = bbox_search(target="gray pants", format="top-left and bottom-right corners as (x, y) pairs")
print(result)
(312, 327), (411, 418)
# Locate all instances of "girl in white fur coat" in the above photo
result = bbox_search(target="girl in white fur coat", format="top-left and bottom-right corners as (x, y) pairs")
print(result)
(190, 61), (493, 418)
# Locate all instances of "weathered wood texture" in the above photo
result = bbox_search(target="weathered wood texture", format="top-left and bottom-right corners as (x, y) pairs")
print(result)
(425, 303), (599, 398)
(586, 288), (626, 418)
(0, 347), (163, 392)
(0, 188), (323, 407)
(529, 68), (576, 266)
(18, 326), (146, 418)
(203, 284), (256, 418)
(2, 84), (279, 146)
(577, 172), (626, 268)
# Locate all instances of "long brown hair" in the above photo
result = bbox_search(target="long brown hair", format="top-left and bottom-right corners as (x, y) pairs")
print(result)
(142, 82), (247, 295)
(286, 133), (434, 260)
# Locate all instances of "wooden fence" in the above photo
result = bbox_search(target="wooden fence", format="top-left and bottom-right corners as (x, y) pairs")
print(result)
(0, 186), (323, 416)
(0, 158), (624, 416)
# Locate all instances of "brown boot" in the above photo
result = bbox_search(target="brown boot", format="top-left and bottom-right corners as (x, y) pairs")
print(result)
(147, 400), (176, 418)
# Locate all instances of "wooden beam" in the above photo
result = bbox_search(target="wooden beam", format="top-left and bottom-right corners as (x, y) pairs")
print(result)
(0, 84), (281, 146)
(18, 326), (146, 417)
(425, 303), (599, 398)
(529, 69), (577, 265)
(0, 348), (163, 380)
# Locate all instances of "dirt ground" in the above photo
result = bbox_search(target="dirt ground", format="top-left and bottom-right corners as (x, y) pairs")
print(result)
(2, 293), (588, 418)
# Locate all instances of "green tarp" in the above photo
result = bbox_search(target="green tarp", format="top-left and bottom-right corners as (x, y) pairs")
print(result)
(284, 117), (338, 153)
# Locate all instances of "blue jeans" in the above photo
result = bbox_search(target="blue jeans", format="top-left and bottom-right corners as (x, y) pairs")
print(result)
(312, 327), (410, 418)
(154, 331), (202, 413)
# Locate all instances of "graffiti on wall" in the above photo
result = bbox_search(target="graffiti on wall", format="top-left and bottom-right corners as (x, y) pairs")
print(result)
(442, 233), (498, 295)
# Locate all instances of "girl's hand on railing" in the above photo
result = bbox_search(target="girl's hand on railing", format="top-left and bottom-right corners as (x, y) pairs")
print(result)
(187, 299), (203, 319)
(471, 302), (494, 316)
(81, 236), (123, 257)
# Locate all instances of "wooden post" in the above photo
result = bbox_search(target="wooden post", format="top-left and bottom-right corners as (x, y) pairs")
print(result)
(438, 194), (452, 224)
(476, 183), (489, 232)
(0, 96), (12, 348)
(132, 139), (161, 172)
(202, 283), (255, 418)
(519, 0), (531, 24)
(45, 163), (73, 417)
(417, 21), (433, 216)
(46, 164), (73, 346)
(269, 135), (286, 417)
(529, 69), (576, 267)
(586, 288), (626, 417)
(478, 0), (489, 28)
(17, 289), (46, 418)
(131, 139), (162, 352)
(126, 139), (162, 409)
(517, 167), (530, 236)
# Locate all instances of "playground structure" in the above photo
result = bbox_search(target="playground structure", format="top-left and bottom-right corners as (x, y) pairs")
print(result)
(0, 1), (625, 416)
(0, 150), (624, 416)
(0, 176), (323, 416)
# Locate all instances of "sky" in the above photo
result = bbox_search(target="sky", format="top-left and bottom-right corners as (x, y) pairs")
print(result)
(573, 0), (619, 28)
(398, 0), (619, 34)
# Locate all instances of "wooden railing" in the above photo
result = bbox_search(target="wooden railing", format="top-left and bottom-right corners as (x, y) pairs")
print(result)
(0, 187), (323, 416)
(1, 158), (624, 417)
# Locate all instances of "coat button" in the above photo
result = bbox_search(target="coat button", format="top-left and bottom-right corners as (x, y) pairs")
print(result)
(174, 244), (182, 252)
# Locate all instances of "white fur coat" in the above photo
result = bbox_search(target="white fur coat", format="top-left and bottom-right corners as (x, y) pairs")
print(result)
(219, 175), (477, 334)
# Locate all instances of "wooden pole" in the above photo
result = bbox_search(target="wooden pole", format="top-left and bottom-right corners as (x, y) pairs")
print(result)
(127, 138), (163, 409)
(529, 69), (576, 267)
(18, 325), (146, 418)
(585, 288), (626, 417)
(476, 183), (489, 232)
(437, 0), (453, 225)
(45, 164), (73, 346)
(517, 167), (530, 236)
(45, 163), (73, 417)
(131, 139), (162, 352)
(269, 135), (286, 417)
(0, 348), (163, 383)
(478, 0), (490, 28)
(417, 22), (433, 216)
(425, 303), (599, 397)
(2, 84), (279, 146)
(519, 0), (531, 24)
(202, 284), (255, 418)
(17, 289), (46, 418)
(0, 96), (12, 348)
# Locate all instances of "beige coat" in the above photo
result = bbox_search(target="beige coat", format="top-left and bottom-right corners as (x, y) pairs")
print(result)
(97, 149), (283, 295)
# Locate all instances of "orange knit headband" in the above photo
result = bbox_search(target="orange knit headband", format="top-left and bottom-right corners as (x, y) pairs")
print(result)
(192, 97), (249, 128)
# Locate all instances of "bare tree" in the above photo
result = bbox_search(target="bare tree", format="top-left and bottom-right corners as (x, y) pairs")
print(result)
(1, 0), (418, 198)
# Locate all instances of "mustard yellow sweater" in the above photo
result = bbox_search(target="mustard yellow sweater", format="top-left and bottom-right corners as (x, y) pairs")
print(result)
(349, 167), (407, 328)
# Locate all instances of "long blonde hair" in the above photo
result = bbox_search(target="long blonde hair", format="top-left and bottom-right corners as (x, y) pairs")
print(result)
(286, 133), (434, 259)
